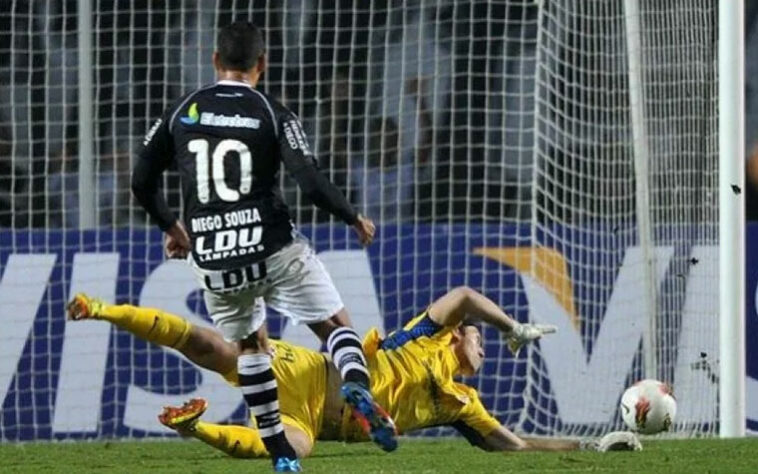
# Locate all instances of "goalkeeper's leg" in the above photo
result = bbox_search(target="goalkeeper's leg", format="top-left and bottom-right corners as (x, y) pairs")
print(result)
(66, 293), (239, 384)
(159, 398), (313, 459)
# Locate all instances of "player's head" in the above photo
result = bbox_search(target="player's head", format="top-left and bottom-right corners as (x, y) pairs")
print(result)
(450, 324), (484, 377)
(213, 21), (266, 81)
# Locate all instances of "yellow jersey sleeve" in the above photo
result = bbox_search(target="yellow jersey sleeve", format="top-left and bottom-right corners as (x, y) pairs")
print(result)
(447, 383), (501, 446)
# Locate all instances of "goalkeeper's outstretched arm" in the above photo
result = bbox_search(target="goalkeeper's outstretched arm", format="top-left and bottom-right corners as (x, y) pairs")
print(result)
(427, 286), (518, 333)
(480, 425), (640, 453)
(427, 286), (557, 356)
(480, 425), (576, 452)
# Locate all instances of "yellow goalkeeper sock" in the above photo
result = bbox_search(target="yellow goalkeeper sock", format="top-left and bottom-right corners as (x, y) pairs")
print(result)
(99, 304), (192, 349)
(192, 421), (268, 458)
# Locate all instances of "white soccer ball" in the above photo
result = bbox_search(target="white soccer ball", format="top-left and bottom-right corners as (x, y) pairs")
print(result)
(620, 379), (677, 434)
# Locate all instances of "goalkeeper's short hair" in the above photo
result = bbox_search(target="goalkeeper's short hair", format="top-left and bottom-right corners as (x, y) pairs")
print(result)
(216, 21), (265, 71)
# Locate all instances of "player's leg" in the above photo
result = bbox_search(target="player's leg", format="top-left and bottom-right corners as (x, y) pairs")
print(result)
(205, 290), (300, 470)
(308, 314), (396, 452)
(309, 312), (369, 389)
(66, 293), (240, 384)
(181, 325), (239, 383)
(159, 398), (313, 458)
(67, 293), (193, 348)
(265, 239), (397, 452)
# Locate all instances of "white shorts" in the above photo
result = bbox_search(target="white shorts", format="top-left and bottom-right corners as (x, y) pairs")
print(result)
(189, 238), (344, 342)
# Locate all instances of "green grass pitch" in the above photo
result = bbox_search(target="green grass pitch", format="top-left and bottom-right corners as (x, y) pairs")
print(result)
(2, 438), (757, 473)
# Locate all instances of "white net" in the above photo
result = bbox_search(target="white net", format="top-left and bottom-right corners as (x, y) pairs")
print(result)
(0, 0), (720, 441)
(529, 0), (719, 437)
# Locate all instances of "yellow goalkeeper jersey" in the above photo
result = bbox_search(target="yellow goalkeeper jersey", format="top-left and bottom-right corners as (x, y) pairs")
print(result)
(342, 312), (501, 445)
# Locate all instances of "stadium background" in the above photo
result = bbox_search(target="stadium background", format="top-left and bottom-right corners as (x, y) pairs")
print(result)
(0, 0), (756, 441)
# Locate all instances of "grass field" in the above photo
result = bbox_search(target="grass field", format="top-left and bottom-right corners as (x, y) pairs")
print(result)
(2, 438), (757, 473)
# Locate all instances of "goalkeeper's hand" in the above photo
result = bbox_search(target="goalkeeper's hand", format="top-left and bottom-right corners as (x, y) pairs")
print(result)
(505, 322), (557, 356)
(165, 220), (191, 259)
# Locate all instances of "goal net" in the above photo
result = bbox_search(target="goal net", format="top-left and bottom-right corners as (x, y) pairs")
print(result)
(0, 0), (721, 441)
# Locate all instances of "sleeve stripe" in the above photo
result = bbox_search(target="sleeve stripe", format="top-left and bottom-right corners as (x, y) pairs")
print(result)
(380, 313), (443, 350)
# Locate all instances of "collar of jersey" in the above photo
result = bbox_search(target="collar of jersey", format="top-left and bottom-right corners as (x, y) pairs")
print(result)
(216, 79), (254, 88)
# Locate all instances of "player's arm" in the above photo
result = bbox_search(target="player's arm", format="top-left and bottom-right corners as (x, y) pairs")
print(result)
(131, 115), (177, 231)
(481, 425), (584, 452)
(131, 114), (191, 257)
(427, 286), (516, 333)
(427, 286), (556, 354)
(276, 105), (375, 245)
(479, 425), (527, 451)
(482, 425), (641, 453)
(451, 391), (578, 453)
(449, 388), (526, 452)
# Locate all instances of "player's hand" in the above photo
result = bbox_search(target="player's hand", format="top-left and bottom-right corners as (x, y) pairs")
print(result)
(352, 214), (376, 246)
(164, 221), (191, 259)
(505, 322), (558, 357)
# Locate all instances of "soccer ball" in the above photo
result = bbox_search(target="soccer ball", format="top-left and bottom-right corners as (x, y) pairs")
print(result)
(620, 379), (677, 434)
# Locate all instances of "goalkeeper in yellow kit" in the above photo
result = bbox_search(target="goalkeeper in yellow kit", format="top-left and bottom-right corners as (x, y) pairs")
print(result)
(67, 287), (640, 457)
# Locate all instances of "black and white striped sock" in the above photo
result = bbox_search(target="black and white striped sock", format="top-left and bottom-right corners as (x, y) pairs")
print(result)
(237, 353), (296, 460)
(326, 326), (370, 388)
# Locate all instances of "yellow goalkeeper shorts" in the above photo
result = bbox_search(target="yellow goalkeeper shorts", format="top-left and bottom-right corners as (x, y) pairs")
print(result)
(265, 339), (328, 444)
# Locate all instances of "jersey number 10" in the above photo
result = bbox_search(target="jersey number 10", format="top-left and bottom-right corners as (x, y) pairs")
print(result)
(188, 138), (252, 203)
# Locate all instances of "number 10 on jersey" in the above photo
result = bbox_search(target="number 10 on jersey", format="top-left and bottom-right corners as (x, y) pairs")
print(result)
(189, 138), (252, 203)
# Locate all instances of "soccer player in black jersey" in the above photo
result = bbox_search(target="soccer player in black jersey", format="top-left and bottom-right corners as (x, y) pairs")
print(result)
(131, 21), (395, 472)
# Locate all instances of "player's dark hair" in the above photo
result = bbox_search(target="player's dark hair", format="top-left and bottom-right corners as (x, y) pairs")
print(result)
(216, 21), (265, 71)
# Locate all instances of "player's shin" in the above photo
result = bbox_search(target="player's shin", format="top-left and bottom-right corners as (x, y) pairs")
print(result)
(325, 326), (370, 388)
(238, 352), (298, 463)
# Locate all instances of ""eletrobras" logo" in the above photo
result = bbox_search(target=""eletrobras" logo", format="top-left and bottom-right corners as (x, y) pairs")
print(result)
(180, 102), (260, 129)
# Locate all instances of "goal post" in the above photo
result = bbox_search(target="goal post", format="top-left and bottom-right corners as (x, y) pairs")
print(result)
(76, 0), (96, 229)
(623, 0), (658, 382)
(718, 0), (746, 439)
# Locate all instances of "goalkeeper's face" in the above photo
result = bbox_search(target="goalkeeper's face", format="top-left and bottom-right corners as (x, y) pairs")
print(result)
(452, 326), (484, 377)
